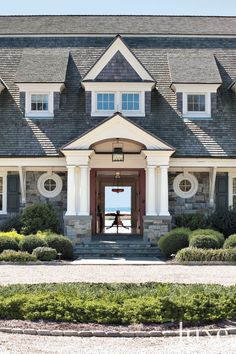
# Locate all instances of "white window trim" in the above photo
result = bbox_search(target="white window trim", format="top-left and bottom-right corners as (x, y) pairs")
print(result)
(0, 172), (7, 214)
(92, 90), (145, 117)
(37, 172), (63, 198)
(228, 173), (236, 207)
(183, 92), (211, 118)
(26, 91), (54, 118)
(173, 173), (199, 199)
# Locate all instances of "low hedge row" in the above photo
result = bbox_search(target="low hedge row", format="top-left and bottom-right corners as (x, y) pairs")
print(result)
(176, 247), (236, 263)
(0, 283), (235, 324)
(0, 250), (37, 262)
(0, 232), (73, 260)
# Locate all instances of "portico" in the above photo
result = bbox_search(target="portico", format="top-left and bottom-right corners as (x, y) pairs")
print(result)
(61, 113), (174, 244)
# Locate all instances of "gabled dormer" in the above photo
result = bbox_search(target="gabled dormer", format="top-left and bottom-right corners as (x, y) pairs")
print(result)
(169, 53), (222, 119)
(82, 35), (155, 117)
(15, 49), (69, 118)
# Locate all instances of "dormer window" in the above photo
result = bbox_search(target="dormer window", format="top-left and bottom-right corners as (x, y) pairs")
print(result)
(122, 93), (140, 111)
(182, 92), (211, 118)
(97, 93), (115, 111)
(31, 94), (49, 112)
(187, 94), (205, 112)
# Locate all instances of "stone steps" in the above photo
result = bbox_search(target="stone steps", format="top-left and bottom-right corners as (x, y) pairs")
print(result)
(74, 241), (163, 259)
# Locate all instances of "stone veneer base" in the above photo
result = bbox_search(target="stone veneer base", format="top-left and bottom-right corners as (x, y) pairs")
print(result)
(64, 215), (92, 245)
(143, 216), (172, 244)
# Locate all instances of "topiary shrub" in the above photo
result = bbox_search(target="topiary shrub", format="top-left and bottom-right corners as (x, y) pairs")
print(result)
(158, 228), (190, 258)
(19, 235), (47, 254)
(0, 236), (19, 253)
(210, 208), (236, 236)
(0, 250), (36, 262)
(44, 234), (73, 260)
(176, 247), (236, 263)
(0, 231), (25, 244)
(189, 235), (219, 249)
(175, 213), (208, 230)
(21, 203), (59, 235)
(32, 247), (58, 261)
(189, 229), (225, 248)
(0, 214), (23, 233)
(223, 234), (236, 249)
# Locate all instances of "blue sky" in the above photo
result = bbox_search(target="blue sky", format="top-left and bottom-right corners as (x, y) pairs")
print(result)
(1, 0), (236, 16)
(105, 187), (131, 210)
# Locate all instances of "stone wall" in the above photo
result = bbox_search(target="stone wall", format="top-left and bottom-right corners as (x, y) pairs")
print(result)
(64, 215), (92, 245)
(26, 171), (67, 230)
(143, 216), (171, 244)
(169, 172), (210, 215)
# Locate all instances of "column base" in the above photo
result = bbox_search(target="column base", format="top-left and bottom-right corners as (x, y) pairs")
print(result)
(64, 215), (92, 245)
(143, 215), (172, 245)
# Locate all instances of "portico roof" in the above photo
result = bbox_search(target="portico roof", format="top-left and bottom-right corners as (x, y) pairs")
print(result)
(61, 112), (175, 152)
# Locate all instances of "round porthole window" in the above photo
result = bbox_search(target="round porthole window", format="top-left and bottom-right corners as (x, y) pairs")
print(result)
(37, 173), (62, 198)
(173, 173), (198, 199)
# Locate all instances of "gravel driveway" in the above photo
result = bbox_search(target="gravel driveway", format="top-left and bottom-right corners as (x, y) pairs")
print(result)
(0, 264), (235, 285)
(0, 333), (236, 354)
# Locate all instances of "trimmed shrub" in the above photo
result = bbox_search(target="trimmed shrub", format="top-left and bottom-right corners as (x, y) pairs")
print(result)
(210, 209), (236, 236)
(0, 282), (236, 324)
(189, 235), (219, 249)
(21, 203), (59, 235)
(0, 250), (36, 262)
(0, 236), (19, 253)
(0, 214), (23, 233)
(158, 228), (190, 258)
(190, 229), (225, 248)
(33, 247), (58, 261)
(0, 231), (25, 244)
(176, 247), (236, 263)
(44, 234), (73, 260)
(224, 234), (236, 249)
(19, 235), (47, 254)
(175, 213), (208, 231)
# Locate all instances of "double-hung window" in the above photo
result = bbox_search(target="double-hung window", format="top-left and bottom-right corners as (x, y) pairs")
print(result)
(187, 94), (205, 112)
(183, 92), (211, 118)
(31, 94), (49, 112)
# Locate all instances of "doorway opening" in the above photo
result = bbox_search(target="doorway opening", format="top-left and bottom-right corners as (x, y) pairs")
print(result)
(105, 186), (131, 233)
(90, 169), (145, 236)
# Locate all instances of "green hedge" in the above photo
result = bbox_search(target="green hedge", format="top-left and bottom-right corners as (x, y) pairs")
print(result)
(19, 235), (47, 253)
(175, 213), (208, 230)
(0, 250), (36, 262)
(0, 236), (19, 253)
(189, 229), (225, 248)
(32, 247), (58, 261)
(158, 228), (190, 257)
(0, 283), (235, 324)
(176, 247), (236, 263)
(189, 235), (219, 249)
(224, 234), (236, 249)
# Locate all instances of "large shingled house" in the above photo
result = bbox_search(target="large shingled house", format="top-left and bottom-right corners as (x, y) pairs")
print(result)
(0, 15), (236, 250)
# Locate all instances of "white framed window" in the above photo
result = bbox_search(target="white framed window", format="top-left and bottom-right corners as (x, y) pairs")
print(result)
(26, 91), (54, 118)
(31, 94), (49, 112)
(173, 173), (198, 199)
(96, 93), (115, 111)
(0, 172), (7, 214)
(92, 90), (144, 117)
(37, 173), (63, 198)
(183, 92), (211, 118)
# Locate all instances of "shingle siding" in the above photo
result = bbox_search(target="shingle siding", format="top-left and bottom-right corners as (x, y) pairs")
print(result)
(0, 31), (236, 157)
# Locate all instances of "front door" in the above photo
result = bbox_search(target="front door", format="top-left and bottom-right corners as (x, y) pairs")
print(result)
(90, 169), (145, 235)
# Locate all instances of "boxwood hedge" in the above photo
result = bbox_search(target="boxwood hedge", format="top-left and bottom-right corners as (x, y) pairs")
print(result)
(0, 283), (235, 325)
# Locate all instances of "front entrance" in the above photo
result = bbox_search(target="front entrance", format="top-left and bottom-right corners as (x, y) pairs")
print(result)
(90, 169), (145, 235)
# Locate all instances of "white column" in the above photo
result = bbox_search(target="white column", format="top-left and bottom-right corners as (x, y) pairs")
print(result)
(18, 166), (26, 205)
(146, 165), (157, 216)
(159, 165), (170, 216)
(156, 167), (161, 215)
(78, 165), (89, 215)
(66, 165), (76, 216)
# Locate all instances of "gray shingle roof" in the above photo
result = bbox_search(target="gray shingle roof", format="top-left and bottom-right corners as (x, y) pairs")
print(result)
(168, 52), (222, 84)
(1, 35), (236, 158)
(15, 49), (69, 83)
(0, 15), (236, 36)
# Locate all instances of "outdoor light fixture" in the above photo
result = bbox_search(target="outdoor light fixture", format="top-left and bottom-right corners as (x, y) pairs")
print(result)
(112, 171), (124, 193)
(112, 147), (124, 162)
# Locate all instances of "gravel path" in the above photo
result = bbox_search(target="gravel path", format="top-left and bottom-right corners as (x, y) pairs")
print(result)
(0, 264), (235, 285)
(0, 333), (236, 354)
